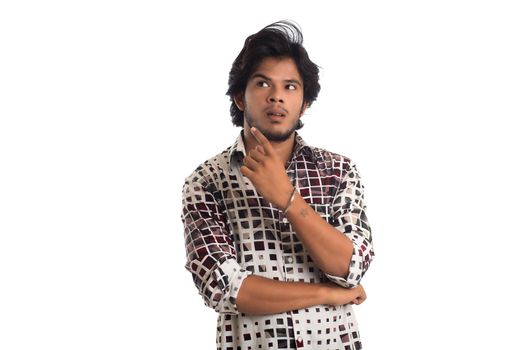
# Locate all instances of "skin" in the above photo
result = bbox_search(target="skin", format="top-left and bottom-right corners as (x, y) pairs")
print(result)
(233, 57), (366, 315)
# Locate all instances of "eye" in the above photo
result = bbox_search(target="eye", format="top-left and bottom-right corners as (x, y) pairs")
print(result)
(256, 81), (269, 88)
(286, 84), (297, 91)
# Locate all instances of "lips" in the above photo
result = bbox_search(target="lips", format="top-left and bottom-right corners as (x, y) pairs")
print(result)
(266, 107), (287, 119)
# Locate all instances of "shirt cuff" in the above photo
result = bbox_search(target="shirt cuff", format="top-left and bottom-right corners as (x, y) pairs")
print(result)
(212, 258), (252, 314)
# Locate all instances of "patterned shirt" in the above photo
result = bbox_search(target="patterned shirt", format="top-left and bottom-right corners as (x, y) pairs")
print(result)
(181, 132), (374, 350)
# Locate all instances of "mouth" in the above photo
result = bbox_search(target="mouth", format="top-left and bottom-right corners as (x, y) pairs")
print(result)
(266, 109), (287, 122)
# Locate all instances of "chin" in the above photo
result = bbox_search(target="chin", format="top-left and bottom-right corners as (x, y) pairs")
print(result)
(245, 113), (299, 142)
(261, 128), (295, 142)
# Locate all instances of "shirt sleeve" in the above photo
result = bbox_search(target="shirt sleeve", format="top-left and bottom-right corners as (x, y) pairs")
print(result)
(181, 176), (252, 314)
(325, 161), (374, 288)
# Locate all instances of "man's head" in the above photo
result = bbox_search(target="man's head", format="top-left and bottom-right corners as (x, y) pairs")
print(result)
(226, 21), (320, 138)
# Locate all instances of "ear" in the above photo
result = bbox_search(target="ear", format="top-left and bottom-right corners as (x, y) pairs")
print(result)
(299, 101), (309, 117)
(234, 93), (245, 111)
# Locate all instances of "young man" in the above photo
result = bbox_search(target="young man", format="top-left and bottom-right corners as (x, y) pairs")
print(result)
(182, 21), (374, 349)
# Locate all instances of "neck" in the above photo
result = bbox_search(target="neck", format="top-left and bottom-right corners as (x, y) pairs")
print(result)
(243, 130), (296, 166)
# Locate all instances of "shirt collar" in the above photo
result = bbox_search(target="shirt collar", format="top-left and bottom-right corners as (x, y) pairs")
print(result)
(228, 130), (313, 172)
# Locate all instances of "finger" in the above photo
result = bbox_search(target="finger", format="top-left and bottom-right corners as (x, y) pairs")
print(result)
(249, 149), (265, 163)
(357, 293), (366, 303)
(240, 165), (255, 179)
(250, 127), (273, 155)
(256, 145), (266, 155)
(243, 156), (259, 171)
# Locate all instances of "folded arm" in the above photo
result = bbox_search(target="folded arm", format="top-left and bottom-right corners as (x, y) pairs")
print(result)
(286, 163), (374, 287)
(236, 275), (366, 316)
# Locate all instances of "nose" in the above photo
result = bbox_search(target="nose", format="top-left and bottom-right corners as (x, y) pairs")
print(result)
(268, 87), (284, 104)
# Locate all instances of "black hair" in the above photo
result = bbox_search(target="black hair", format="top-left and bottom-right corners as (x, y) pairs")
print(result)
(226, 20), (321, 129)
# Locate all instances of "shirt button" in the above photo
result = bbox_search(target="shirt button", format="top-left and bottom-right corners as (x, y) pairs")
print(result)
(286, 256), (294, 264)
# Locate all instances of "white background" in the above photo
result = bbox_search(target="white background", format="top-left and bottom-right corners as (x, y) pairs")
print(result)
(1, 1), (523, 349)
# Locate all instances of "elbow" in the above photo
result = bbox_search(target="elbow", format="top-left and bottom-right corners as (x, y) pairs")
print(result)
(194, 276), (243, 315)
(203, 290), (241, 315)
(190, 257), (252, 315)
(347, 245), (374, 286)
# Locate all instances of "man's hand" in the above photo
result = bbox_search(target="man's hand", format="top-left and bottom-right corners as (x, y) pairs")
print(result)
(240, 127), (294, 210)
(322, 283), (367, 306)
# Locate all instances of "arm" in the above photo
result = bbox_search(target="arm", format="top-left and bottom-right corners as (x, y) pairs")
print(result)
(286, 164), (374, 287)
(241, 127), (374, 286)
(181, 174), (252, 314)
(236, 275), (367, 316)
(323, 164), (374, 287)
(284, 192), (354, 278)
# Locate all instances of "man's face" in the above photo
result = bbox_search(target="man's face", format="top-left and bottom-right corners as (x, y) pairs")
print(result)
(235, 57), (307, 142)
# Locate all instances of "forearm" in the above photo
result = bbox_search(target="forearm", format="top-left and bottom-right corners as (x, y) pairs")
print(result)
(236, 275), (326, 315)
(285, 193), (354, 278)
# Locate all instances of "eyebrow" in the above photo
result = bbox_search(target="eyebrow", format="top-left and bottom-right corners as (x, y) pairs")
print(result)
(250, 73), (303, 86)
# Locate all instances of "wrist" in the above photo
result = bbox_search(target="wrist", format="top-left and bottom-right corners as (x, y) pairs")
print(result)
(283, 190), (305, 217)
(279, 186), (296, 211)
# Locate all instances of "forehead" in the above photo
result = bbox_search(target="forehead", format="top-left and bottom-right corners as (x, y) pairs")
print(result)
(249, 57), (302, 82)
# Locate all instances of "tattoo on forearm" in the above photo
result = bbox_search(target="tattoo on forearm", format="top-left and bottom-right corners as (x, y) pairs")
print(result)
(300, 208), (308, 218)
